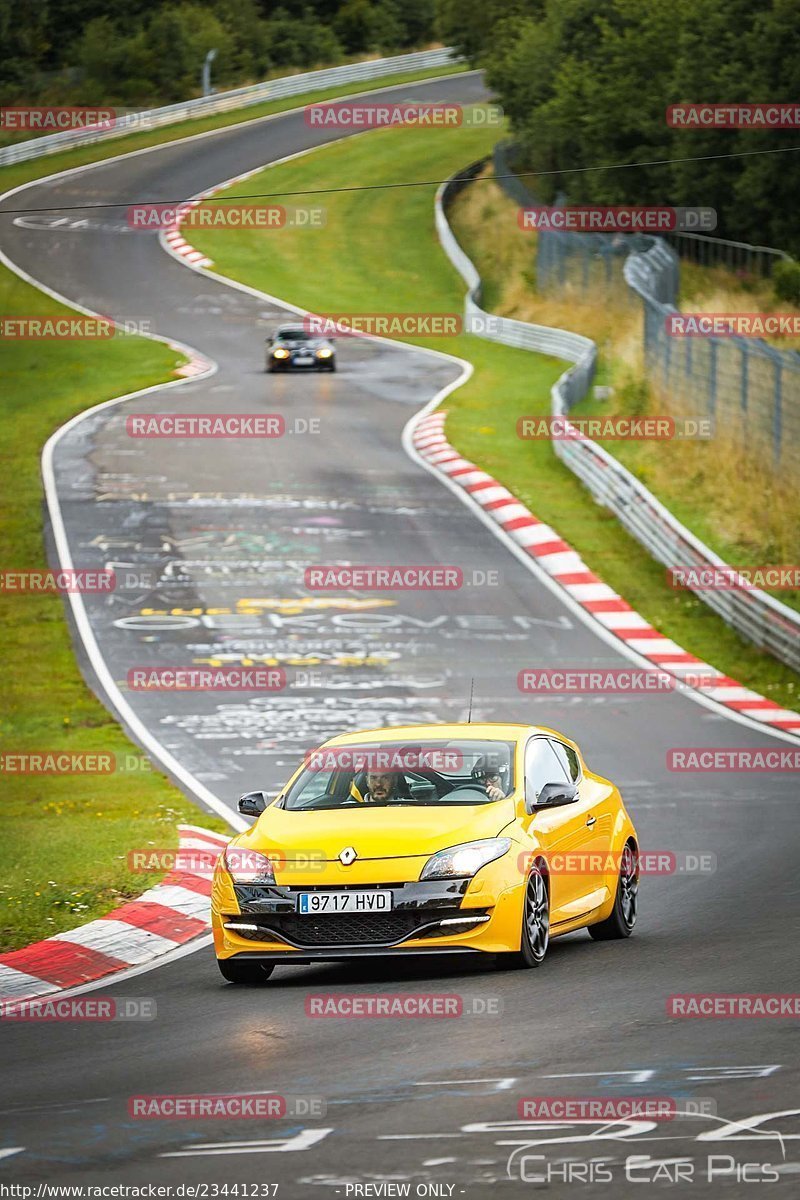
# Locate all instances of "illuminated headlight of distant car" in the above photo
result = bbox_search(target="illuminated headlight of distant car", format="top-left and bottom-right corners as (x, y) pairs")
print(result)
(315, 347), (333, 358)
(420, 837), (511, 881)
(272, 347), (290, 359)
(223, 846), (276, 884)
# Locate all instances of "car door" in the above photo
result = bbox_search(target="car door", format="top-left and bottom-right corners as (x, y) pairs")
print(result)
(520, 736), (605, 927)
(547, 737), (615, 916)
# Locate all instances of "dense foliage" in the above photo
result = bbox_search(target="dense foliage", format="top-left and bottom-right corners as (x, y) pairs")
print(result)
(438, 0), (800, 253)
(0, 0), (438, 106)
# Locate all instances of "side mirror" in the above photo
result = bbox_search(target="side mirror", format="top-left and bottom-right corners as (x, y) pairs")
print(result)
(525, 780), (578, 814)
(265, 336), (273, 345)
(238, 790), (268, 817)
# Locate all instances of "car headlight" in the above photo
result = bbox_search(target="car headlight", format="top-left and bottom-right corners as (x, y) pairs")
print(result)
(272, 347), (290, 359)
(315, 347), (333, 358)
(222, 846), (276, 884)
(420, 837), (511, 881)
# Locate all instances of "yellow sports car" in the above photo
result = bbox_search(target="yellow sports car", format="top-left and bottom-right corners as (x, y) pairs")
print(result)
(212, 723), (639, 983)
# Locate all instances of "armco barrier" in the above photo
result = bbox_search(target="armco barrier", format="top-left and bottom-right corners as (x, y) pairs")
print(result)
(0, 48), (458, 166)
(436, 164), (800, 673)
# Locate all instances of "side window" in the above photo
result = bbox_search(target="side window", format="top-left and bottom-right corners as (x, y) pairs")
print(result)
(524, 738), (569, 801)
(549, 739), (581, 783)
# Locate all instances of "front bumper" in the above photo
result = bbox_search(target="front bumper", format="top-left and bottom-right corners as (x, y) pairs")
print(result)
(269, 354), (332, 369)
(213, 876), (526, 961)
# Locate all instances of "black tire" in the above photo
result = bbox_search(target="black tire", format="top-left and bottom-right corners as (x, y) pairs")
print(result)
(500, 863), (550, 969)
(328, 361), (337, 372)
(589, 842), (638, 941)
(217, 957), (275, 985)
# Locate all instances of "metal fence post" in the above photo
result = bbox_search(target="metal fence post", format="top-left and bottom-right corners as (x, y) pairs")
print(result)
(773, 358), (783, 464)
(663, 307), (671, 389)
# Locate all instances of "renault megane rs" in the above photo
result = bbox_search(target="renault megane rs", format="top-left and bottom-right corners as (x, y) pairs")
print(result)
(212, 723), (639, 983)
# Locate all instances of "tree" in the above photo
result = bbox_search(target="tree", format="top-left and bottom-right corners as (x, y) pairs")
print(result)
(333, 0), (381, 54)
(436, 0), (531, 62)
(0, 0), (51, 102)
(448, 0), (800, 253)
(0, 0), (438, 110)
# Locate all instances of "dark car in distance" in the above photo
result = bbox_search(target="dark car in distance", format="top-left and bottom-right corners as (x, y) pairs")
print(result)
(266, 324), (336, 372)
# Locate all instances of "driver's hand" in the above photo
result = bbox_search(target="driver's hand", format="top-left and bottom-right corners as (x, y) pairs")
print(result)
(485, 783), (504, 801)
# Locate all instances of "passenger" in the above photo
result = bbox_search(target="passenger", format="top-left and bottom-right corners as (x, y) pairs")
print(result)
(478, 769), (506, 802)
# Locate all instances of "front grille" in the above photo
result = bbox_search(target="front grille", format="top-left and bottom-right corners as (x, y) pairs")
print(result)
(229, 906), (483, 947)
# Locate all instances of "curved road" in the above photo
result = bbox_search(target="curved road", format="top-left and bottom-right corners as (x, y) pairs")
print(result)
(1, 73), (798, 1194)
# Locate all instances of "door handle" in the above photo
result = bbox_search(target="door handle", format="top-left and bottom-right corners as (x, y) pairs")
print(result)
(586, 815), (596, 828)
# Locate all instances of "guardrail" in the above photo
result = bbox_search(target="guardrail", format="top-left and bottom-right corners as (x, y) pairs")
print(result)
(436, 163), (800, 674)
(0, 47), (459, 166)
(437, 165), (597, 390)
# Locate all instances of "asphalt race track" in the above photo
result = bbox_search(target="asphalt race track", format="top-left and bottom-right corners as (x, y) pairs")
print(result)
(1, 72), (798, 1194)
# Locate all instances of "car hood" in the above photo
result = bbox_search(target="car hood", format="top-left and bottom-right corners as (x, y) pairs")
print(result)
(241, 796), (516, 863)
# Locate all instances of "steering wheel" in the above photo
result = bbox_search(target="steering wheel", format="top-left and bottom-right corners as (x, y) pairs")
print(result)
(444, 783), (493, 801)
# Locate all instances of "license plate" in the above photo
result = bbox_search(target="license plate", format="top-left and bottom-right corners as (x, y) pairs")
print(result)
(294, 355), (313, 365)
(297, 890), (393, 915)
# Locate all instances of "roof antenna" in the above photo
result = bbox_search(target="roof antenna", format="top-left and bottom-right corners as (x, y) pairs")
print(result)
(467, 677), (475, 724)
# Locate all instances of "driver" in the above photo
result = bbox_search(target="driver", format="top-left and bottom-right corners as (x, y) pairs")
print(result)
(362, 770), (400, 804)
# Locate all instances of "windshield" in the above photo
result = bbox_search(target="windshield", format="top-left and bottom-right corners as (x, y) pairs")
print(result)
(277, 328), (311, 342)
(283, 740), (515, 811)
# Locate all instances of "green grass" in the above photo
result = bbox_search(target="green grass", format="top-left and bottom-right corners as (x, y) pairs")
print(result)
(568, 264), (800, 614)
(0, 61), (467, 953)
(0, 268), (232, 952)
(188, 119), (799, 714)
(565, 382), (800, 614)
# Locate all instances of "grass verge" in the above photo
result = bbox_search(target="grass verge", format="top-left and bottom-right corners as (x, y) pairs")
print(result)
(187, 121), (798, 713)
(0, 269), (230, 951)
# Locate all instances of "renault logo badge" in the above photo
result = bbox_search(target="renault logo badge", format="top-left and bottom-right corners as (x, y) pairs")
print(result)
(339, 846), (357, 866)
